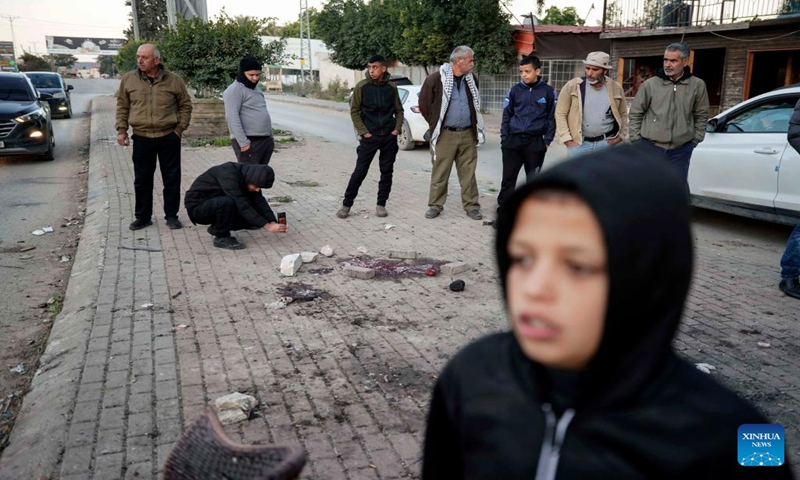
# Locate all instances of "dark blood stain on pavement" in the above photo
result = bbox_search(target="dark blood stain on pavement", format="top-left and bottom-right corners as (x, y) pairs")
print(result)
(275, 283), (329, 302)
(341, 256), (445, 278)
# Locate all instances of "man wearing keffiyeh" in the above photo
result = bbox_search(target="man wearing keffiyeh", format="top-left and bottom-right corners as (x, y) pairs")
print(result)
(419, 46), (486, 221)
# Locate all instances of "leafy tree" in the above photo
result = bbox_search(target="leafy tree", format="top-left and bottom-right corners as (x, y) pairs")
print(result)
(600, 1), (624, 27)
(541, 6), (585, 25)
(17, 52), (51, 71)
(282, 7), (321, 38)
(114, 38), (148, 73)
(124, 0), (168, 41)
(46, 54), (78, 69)
(450, 0), (517, 74)
(160, 11), (287, 95)
(318, 0), (516, 74)
(98, 55), (116, 76)
(234, 15), (283, 36)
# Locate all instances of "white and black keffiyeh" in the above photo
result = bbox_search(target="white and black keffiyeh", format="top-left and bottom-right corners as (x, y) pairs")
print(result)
(430, 62), (486, 159)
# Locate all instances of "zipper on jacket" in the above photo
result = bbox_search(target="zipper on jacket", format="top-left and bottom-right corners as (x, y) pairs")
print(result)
(534, 403), (576, 480)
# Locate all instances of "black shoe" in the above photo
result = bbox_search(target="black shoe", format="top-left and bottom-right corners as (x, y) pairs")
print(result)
(466, 209), (483, 220)
(213, 236), (244, 250)
(129, 218), (153, 230)
(425, 208), (441, 219)
(779, 278), (800, 300)
(166, 217), (183, 229)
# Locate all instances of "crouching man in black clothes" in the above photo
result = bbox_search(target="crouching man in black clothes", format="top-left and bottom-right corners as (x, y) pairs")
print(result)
(184, 162), (288, 250)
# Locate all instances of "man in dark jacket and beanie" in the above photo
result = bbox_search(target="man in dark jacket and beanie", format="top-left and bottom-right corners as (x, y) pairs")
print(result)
(780, 99), (800, 299)
(336, 55), (403, 219)
(223, 56), (274, 165)
(116, 43), (192, 231)
(423, 145), (792, 479)
(184, 163), (287, 250)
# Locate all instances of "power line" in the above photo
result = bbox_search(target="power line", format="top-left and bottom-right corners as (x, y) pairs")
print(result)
(0, 14), (126, 31)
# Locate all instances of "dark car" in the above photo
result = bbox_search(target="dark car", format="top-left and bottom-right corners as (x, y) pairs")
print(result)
(24, 71), (73, 119)
(0, 72), (55, 161)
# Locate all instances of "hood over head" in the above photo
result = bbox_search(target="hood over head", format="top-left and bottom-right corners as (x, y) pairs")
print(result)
(237, 56), (263, 89)
(239, 163), (274, 189)
(495, 145), (693, 409)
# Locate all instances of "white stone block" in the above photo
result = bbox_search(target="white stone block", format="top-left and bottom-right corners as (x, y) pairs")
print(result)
(280, 254), (302, 276)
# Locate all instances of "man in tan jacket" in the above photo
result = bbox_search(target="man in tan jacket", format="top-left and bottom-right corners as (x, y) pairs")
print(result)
(556, 51), (628, 158)
(116, 43), (192, 230)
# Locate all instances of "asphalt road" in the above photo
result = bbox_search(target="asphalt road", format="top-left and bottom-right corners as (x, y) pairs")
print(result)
(267, 96), (793, 255)
(0, 78), (119, 450)
(267, 99), (569, 194)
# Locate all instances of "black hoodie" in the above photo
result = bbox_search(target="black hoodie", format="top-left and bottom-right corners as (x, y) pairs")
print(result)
(184, 162), (277, 227)
(422, 145), (793, 479)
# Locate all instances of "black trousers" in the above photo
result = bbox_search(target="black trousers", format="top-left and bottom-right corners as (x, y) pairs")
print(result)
(497, 134), (546, 211)
(187, 197), (252, 238)
(232, 136), (275, 165)
(132, 132), (182, 220)
(343, 133), (399, 207)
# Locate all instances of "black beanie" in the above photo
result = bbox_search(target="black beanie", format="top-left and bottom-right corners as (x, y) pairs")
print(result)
(239, 56), (262, 72)
(239, 164), (274, 189)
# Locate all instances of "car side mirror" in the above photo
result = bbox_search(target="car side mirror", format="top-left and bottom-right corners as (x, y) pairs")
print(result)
(705, 118), (718, 132)
(38, 92), (53, 100)
(67, 85), (74, 91)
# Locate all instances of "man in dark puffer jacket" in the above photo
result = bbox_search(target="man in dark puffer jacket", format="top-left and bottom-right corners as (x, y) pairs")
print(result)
(184, 162), (287, 250)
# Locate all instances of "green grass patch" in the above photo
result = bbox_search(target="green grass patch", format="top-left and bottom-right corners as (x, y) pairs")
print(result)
(275, 136), (297, 144)
(486, 187), (498, 193)
(273, 128), (288, 135)
(48, 294), (64, 315)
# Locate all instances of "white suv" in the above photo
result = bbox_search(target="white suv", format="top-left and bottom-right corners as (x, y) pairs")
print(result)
(689, 84), (800, 225)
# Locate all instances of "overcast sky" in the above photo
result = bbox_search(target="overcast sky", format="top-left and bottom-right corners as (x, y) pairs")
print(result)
(0, 0), (601, 60)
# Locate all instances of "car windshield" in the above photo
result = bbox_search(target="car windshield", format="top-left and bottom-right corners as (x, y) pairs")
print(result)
(0, 76), (34, 101)
(25, 73), (60, 89)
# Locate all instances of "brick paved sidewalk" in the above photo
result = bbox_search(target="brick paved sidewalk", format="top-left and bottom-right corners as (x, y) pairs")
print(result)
(1, 95), (797, 479)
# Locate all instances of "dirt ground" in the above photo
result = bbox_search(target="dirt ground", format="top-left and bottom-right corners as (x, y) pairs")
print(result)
(0, 150), (88, 453)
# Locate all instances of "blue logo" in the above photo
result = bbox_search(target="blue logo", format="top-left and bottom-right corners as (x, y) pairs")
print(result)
(738, 424), (784, 466)
(537, 97), (547, 104)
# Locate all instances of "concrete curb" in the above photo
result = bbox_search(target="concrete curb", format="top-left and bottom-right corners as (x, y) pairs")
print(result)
(0, 97), (109, 479)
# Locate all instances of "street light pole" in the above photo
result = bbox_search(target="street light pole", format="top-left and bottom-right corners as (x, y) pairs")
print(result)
(1, 15), (19, 58)
(131, 0), (141, 40)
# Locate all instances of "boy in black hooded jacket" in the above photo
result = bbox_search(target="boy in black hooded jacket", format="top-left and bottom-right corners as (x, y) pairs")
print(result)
(184, 162), (287, 250)
(422, 145), (793, 479)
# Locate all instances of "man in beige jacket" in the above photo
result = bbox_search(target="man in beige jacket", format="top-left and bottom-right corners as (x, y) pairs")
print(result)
(116, 43), (192, 231)
(555, 52), (628, 158)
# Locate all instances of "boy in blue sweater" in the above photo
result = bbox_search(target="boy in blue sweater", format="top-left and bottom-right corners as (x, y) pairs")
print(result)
(498, 55), (556, 213)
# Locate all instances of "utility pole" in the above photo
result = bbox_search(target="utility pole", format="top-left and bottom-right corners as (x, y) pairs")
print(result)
(131, 0), (141, 40)
(1, 15), (19, 58)
(299, 0), (313, 84)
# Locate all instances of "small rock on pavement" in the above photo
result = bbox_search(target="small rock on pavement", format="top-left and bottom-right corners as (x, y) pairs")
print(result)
(320, 245), (335, 257)
(695, 363), (716, 374)
(357, 246), (369, 254)
(344, 265), (376, 280)
(280, 253), (302, 276)
(757, 342), (771, 348)
(214, 392), (259, 425)
(10, 364), (26, 374)
(300, 251), (319, 263)
(449, 280), (466, 292)
(442, 261), (470, 275)
(389, 249), (417, 260)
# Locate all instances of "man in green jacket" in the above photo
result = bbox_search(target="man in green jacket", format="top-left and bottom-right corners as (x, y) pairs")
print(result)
(116, 43), (193, 231)
(628, 42), (709, 181)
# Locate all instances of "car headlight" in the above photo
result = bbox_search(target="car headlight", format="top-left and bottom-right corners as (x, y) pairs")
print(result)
(14, 108), (45, 123)
(51, 91), (66, 99)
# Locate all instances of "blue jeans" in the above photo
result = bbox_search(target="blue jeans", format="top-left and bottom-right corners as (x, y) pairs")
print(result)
(634, 139), (695, 181)
(566, 139), (611, 158)
(781, 224), (800, 279)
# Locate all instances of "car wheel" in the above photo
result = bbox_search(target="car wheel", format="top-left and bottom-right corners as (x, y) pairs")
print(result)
(397, 120), (415, 151)
(41, 128), (55, 161)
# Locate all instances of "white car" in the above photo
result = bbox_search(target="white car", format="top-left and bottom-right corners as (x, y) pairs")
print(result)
(396, 85), (429, 150)
(689, 84), (800, 225)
